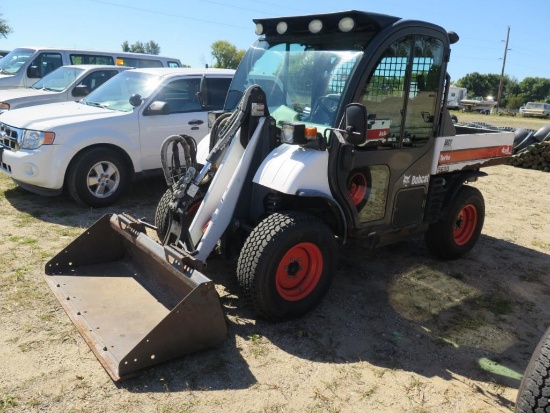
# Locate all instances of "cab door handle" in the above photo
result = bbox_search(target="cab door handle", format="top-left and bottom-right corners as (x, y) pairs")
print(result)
(188, 119), (204, 125)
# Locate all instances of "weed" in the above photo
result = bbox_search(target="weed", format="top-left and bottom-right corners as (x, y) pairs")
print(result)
(247, 333), (269, 358)
(1, 394), (16, 410)
(360, 385), (378, 400)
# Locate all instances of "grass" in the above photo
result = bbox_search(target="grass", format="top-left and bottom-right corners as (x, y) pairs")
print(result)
(454, 111), (550, 131)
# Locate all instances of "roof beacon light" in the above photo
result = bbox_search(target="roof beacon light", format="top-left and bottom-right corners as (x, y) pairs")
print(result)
(338, 17), (355, 32)
(255, 23), (264, 35)
(276, 21), (288, 35)
(309, 19), (323, 34)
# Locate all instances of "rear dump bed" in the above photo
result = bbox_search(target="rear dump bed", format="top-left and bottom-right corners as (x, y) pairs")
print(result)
(431, 127), (514, 174)
(43, 214), (227, 381)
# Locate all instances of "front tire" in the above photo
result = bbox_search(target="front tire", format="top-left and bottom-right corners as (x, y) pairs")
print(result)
(67, 148), (128, 208)
(154, 188), (203, 242)
(237, 211), (337, 320)
(425, 185), (485, 260)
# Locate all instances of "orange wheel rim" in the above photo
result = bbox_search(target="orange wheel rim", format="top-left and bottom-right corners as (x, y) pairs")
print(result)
(453, 204), (478, 245)
(275, 242), (323, 301)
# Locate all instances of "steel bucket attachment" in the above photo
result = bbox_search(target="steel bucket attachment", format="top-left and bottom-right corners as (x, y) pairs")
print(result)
(43, 214), (227, 381)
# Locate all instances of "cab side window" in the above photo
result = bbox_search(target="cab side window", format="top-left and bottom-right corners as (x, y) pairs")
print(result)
(155, 79), (203, 114)
(358, 35), (444, 148)
(28, 53), (63, 78)
(203, 77), (232, 110)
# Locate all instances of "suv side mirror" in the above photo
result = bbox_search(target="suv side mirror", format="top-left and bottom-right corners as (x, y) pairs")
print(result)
(129, 93), (143, 107)
(27, 65), (40, 79)
(72, 85), (90, 98)
(344, 103), (367, 145)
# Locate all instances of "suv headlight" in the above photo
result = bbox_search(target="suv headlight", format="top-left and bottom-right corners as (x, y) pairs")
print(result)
(20, 129), (55, 149)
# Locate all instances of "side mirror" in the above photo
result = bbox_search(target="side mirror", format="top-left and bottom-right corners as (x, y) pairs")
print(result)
(27, 65), (40, 79)
(129, 93), (143, 107)
(344, 103), (367, 145)
(72, 85), (90, 98)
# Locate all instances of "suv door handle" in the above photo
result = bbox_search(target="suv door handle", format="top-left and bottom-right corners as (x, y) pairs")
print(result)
(188, 119), (204, 125)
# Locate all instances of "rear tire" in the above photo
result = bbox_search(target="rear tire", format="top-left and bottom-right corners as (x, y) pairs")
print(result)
(425, 185), (485, 260)
(516, 327), (550, 413)
(237, 211), (337, 320)
(67, 148), (128, 208)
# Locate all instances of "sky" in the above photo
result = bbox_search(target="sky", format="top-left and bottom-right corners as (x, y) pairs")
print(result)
(1, 0), (549, 83)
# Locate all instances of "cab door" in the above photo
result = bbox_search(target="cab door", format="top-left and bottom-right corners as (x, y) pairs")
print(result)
(329, 30), (448, 234)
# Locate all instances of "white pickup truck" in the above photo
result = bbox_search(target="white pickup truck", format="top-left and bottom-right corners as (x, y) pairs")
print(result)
(0, 67), (235, 207)
(0, 65), (130, 113)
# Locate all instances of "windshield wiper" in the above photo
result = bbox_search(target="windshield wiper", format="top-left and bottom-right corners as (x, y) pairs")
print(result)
(86, 101), (109, 109)
(0, 68), (13, 75)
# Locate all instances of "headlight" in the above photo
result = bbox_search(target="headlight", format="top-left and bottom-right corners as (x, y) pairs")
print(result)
(20, 129), (55, 149)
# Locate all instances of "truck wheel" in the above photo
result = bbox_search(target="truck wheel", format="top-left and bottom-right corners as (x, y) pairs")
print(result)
(154, 188), (202, 242)
(424, 185), (485, 260)
(237, 211), (337, 320)
(516, 327), (550, 413)
(67, 148), (128, 208)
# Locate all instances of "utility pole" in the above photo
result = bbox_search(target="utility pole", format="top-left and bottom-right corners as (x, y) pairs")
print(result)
(496, 26), (511, 111)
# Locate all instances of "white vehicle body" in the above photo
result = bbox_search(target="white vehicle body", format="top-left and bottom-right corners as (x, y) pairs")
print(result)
(447, 85), (467, 109)
(0, 47), (183, 89)
(0, 67), (234, 204)
(0, 65), (130, 113)
(522, 102), (550, 118)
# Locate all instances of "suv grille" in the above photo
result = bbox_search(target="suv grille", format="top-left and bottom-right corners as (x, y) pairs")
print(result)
(0, 122), (20, 151)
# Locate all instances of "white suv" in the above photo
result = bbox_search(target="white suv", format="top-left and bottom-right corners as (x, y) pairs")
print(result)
(0, 67), (234, 207)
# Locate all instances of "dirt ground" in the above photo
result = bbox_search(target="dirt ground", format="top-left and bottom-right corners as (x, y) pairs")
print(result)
(1, 115), (550, 413)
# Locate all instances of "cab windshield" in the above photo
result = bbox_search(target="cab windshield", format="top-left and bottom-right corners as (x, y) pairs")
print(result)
(81, 71), (161, 112)
(225, 40), (363, 130)
(0, 48), (34, 75)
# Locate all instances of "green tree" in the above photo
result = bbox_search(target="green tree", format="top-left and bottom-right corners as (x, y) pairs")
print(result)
(0, 12), (13, 39)
(519, 77), (550, 102)
(210, 40), (245, 69)
(121, 40), (161, 55)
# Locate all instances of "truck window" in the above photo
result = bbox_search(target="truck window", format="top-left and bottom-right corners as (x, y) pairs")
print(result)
(70, 54), (115, 65)
(359, 35), (443, 148)
(28, 53), (63, 78)
(154, 78), (203, 113)
(204, 77), (232, 110)
(75, 70), (120, 94)
(116, 57), (163, 68)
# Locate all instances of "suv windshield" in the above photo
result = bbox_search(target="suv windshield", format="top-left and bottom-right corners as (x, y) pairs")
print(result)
(31, 66), (85, 92)
(0, 48), (35, 75)
(82, 71), (161, 112)
(225, 40), (362, 129)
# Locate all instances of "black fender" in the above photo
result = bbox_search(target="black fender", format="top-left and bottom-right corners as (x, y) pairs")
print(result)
(294, 189), (349, 243)
(437, 171), (487, 221)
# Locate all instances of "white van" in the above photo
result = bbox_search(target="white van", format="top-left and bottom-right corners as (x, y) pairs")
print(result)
(0, 47), (182, 89)
(522, 102), (550, 118)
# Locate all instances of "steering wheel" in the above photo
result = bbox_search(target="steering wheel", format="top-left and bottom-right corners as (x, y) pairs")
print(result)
(311, 95), (339, 124)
